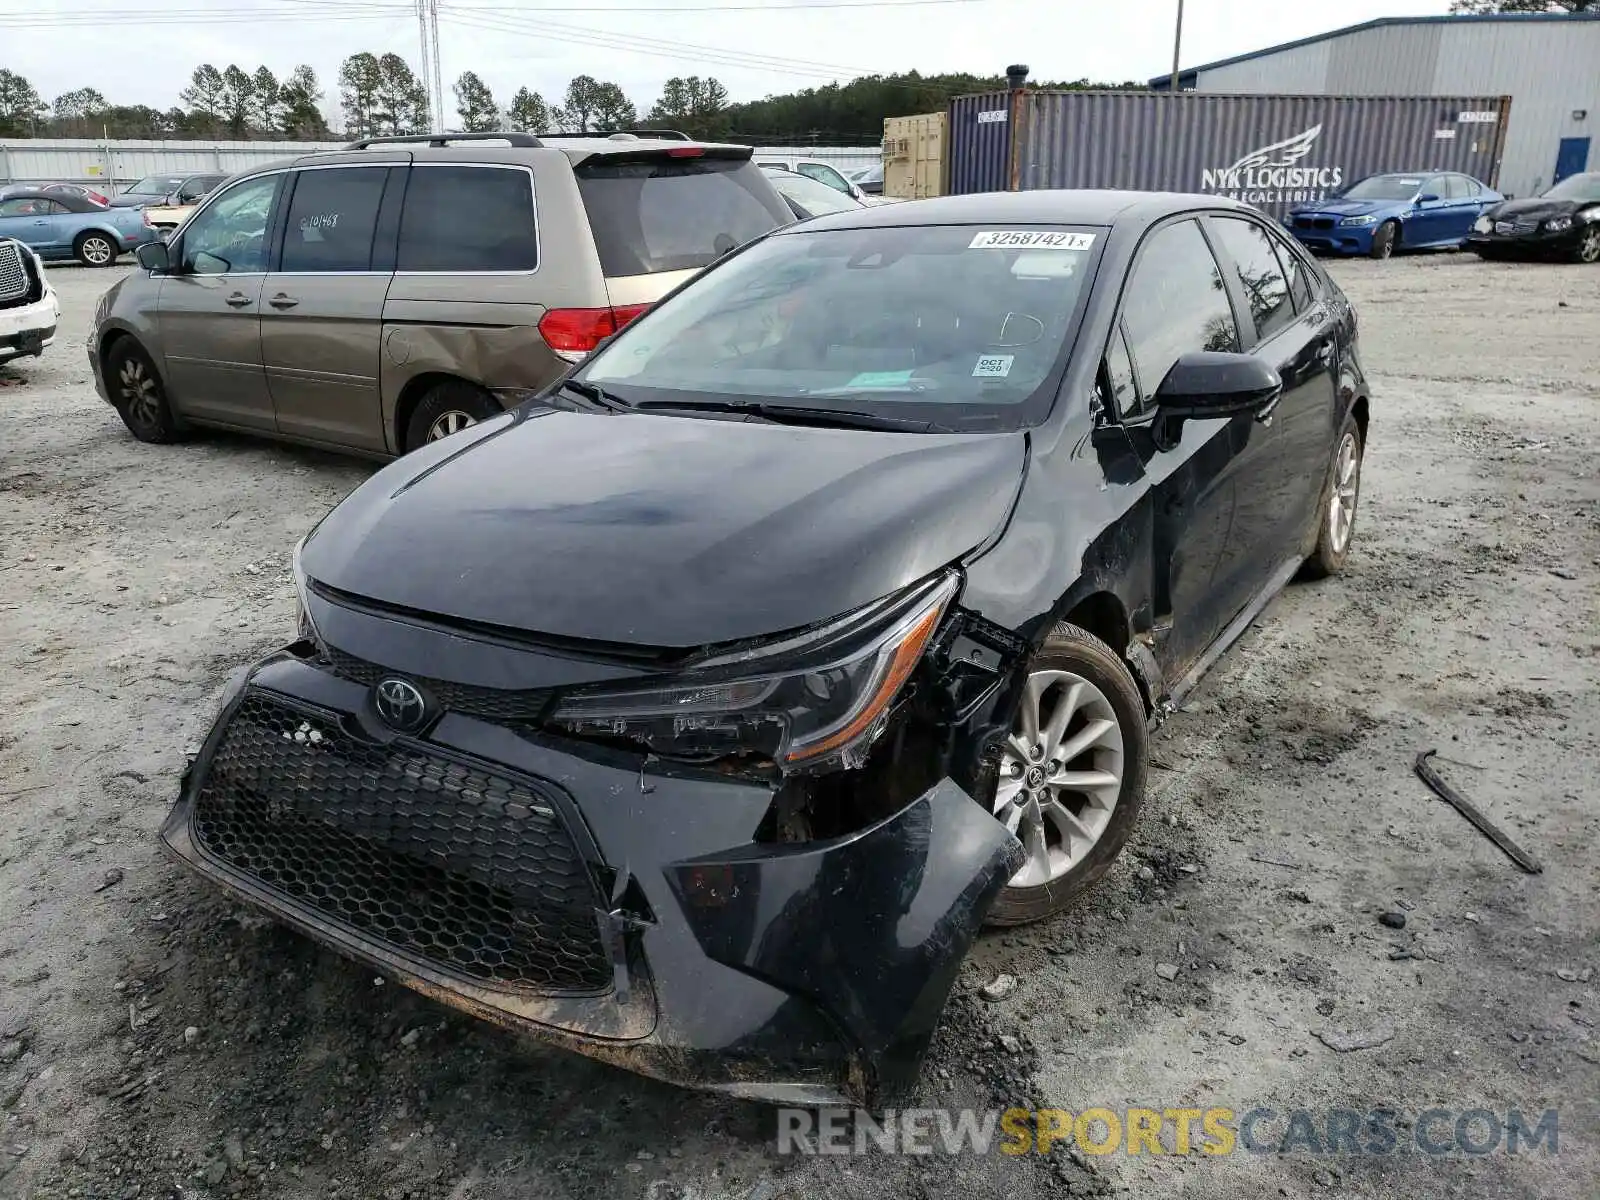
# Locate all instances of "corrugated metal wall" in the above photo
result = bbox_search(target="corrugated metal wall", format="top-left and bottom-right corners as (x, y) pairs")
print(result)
(948, 92), (1015, 195)
(0, 138), (882, 190)
(883, 112), (946, 199)
(995, 91), (1510, 220)
(1194, 17), (1600, 198)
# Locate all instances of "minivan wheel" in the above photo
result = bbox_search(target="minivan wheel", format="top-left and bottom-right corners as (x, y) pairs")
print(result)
(985, 623), (1148, 927)
(107, 340), (183, 443)
(1368, 221), (1398, 260)
(75, 233), (118, 268)
(1302, 412), (1363, 579)
(405, 380), (501, 452)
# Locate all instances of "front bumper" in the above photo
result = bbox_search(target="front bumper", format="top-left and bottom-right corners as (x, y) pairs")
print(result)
(1286, 220), (1374, 256)
(1466, 225), (1583, 257)
(0, 292), (59, 360)
(161, 648), (1021, 1105)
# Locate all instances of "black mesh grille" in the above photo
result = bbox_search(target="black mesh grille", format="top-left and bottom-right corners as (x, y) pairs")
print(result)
(325, 649), (553, 722)
(191, 692), (612, 993)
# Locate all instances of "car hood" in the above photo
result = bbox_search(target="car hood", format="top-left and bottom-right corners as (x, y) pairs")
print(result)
(301, 406), (1028, 649)
(1487, 197), (1583, 220)
(1291, 198), (1394, 218)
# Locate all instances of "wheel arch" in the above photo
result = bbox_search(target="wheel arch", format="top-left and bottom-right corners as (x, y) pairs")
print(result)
(1043, 582), (1160, 715)
(392, 372), (496, 454)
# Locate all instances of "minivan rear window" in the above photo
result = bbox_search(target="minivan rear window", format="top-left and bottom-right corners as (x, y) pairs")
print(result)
(575, 156), (790, 277)
(397, 165), (537, 272)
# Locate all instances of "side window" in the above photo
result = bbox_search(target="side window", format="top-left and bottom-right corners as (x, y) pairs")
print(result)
(1101, 323), (1140, 418)
(397, 166), (537, 273)
(1209, 216), (1294, 343)
(44, 200), (71, 214)
(1421, 176), (1447, 200)
(1445, 176), (1468, 200)
(179, 174), (281, 276)
(280, 167), (388, 273)
(798, 163), (849, 194)
(1270, 229), (1316, 311)
(1120, 218), (1239, 402)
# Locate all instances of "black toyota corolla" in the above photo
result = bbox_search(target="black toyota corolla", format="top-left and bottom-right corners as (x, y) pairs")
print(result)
(162, 191), (1370, 1105)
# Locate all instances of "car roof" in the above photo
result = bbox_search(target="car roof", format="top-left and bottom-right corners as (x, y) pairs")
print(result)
(268, 132), (753, 173)
(0, 189), (102, 212)
(788, 189), (1259, 233)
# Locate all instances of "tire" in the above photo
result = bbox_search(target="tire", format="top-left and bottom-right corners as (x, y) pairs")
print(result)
(1573, 226), (1600, 265)
(106, 339), (183, 444)
(74, 232), (118, 268)
(1474, 247), (1504, 262)
(985, 623), (1149, 927)
(1368, 221), (1398, 260)
(1302, 412), (1363, 580)
(403, 380), (501, 452)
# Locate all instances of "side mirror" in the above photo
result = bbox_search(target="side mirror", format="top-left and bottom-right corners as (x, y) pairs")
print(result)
(1417, 193), (1440, 204)
(1154, 352), (1282, 433)
(135, 241), (170, 273)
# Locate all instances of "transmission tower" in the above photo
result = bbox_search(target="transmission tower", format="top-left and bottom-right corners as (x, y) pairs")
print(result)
(415, 0), (445, 133)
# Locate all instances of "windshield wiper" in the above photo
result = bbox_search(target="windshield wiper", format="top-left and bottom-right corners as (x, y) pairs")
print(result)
(631, 398), (945, 433)
(557, 378), (631, 412)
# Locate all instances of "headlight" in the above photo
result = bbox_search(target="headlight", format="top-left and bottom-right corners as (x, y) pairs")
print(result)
(1545, 216), (1573, 232)
(551, 572), (960, 771)
(1341, 214), (1378, 227)
(292, 537), (319, 644)
(1473, 216), (1493, 233)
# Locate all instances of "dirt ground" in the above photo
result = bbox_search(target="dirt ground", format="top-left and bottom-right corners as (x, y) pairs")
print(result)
(1, 252), (1597, 1200)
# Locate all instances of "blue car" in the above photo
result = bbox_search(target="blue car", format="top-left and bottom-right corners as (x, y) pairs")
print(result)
(1285, 172), (1503, 260)
(0, 190), (158, 268)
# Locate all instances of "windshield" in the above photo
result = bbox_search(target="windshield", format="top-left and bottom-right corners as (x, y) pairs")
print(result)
(580, 223), (1102, 431)
(1543, 173), (1600, 202)
(767, 171), (862, 217)
(1341, 176), (1423, 201)
(127, 176), (185, 196)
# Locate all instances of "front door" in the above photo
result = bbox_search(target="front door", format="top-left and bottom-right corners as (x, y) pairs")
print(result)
(1111, 216), (1274, 684)
(156, 173), (284, 432)
(1207, 214), (1338, 561)
(260, 165), (395, 453)
(0, 198), (58, 252)
(1555, 138), (1591, 185)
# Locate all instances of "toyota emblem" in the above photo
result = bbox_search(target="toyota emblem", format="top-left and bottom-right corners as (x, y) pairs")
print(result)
(373, 678), (429, 732)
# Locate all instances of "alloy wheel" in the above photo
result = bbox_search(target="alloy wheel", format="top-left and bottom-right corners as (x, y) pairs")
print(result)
(1581, 229), (1600, 265)
(1328, 430), (1360, 554)
(118, 358), (160, 429)
(81, 236), (113, 265)
(426, 410), (475, 442)
(994, 669), (1125, 888)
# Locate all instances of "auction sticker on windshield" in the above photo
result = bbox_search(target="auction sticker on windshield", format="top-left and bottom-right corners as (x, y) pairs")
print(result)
(969, 231), (1096, 251)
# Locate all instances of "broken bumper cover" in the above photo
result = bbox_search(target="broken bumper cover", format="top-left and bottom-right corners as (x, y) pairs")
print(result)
(160, 650), (1021, 1105)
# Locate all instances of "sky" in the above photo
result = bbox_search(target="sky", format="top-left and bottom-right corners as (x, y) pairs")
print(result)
(3, 0), (1456, 132)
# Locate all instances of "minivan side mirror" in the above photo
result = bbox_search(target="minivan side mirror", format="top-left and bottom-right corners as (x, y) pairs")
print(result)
(135, 241), (170, 273)
(1154, 351), (1282, 434)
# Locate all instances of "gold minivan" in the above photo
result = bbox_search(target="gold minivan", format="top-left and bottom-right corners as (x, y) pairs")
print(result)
(89, 132), (793, 455)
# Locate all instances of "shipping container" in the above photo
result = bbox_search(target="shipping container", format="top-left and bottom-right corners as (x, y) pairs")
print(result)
(946, 90), (1513, 220)
(883, 112), (947, 199)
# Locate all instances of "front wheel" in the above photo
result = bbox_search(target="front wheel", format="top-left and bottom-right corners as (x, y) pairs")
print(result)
(985, 624), (1148, 926)
(1368, 221), (1398, 260)
(1302, 413), (1363, 579)
(75, 232), (118, 268)
(106, 339), (183, 443)
(1573, 227), (1600, 265)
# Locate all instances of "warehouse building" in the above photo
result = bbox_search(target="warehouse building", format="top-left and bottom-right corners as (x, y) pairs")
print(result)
(1152, 13), (1600, 199)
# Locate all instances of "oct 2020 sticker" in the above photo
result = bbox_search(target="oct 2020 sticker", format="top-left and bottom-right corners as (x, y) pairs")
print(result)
(969, 231), (1097, 251)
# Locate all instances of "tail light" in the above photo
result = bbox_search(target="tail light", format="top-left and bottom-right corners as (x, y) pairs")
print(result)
(538, 304), (650, 361)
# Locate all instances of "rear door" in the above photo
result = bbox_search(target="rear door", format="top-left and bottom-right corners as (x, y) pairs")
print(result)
(260, 164), (396, 453)
(1208, 213), (1338, 567)
(573, 151), (793, 310)
(156, 172), (284, 432)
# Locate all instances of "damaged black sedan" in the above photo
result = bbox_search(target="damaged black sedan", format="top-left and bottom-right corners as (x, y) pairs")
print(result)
(162, 191), (1370, 1105)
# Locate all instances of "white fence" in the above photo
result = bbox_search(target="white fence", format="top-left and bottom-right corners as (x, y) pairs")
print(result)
(0, 138), (880, 192)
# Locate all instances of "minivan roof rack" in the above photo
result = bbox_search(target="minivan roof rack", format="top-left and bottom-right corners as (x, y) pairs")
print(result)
(539, 128), (691, 142)
(343, 131), (544, 149)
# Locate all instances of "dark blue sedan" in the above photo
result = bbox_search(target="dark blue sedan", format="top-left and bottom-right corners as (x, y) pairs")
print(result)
(0, 190), (158, 267)
(1285, 172), (1503, 259)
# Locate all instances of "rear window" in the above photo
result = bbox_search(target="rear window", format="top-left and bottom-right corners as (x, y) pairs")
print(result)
(397, 165), (538, 272)
(575, 155), (790, 277)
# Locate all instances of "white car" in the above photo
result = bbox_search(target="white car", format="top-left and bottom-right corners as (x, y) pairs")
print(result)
(0, 238), (59, 366)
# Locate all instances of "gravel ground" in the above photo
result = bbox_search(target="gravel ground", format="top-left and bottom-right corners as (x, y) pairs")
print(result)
(1, 253), (1597, 1200)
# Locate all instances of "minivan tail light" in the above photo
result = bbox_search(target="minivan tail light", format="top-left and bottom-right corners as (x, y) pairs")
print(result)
(538, 304), (651, 361)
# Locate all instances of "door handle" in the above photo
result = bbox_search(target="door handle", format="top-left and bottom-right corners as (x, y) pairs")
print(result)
(224, 292), (253, 308)
(267, 294), (299, 310)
